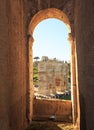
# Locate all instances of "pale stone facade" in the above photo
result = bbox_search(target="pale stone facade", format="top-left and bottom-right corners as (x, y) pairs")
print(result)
(38, 56), (70, 95)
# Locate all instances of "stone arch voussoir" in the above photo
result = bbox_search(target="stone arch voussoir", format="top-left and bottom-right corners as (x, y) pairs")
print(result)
(28, 8), (71, 35)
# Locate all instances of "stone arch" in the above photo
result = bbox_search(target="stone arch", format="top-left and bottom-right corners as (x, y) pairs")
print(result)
(27, 8), (78, 125)
(28, 8), (71, 35)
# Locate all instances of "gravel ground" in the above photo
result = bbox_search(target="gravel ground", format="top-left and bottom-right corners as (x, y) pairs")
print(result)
(27, 121), (74, 130)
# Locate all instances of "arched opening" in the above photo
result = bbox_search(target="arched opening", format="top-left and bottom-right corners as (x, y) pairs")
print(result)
(33, 18), (71, 100)
(28, 8), (78, 126)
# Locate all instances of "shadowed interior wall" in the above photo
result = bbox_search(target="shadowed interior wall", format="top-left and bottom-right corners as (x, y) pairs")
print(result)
(0, 0), (82, 130)
(0, 0), (10, 129)
(1, 0), (94, 130)
(75, 0), (94, 130)
(0, 0), (27, 130)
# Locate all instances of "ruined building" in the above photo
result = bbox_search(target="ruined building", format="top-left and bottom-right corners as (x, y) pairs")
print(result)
(38, 56), (70, 95)
(0, 0), (94, 130)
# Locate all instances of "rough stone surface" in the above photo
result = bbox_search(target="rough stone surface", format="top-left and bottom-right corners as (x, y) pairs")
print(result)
(0, 0), (77, 130)
(33, 99), (72, 122)
(75, 0), (94, 130)
(0, 0), (27, 130)
(0, 0), (10, 129)
(1, 0), (94, 130)
(24, 0), (74, 35)
(27, 121), (74, 130)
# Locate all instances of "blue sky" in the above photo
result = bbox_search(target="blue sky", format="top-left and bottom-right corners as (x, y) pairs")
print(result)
(33, 18), (71, 61)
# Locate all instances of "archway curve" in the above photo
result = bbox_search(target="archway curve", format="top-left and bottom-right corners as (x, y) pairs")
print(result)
(27, 7), (78, 125)
(28, 8), (71, 35)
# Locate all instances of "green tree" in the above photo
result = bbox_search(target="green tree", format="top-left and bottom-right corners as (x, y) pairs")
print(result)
(33, 56), (40, 62)
(33, 63), (38, 85)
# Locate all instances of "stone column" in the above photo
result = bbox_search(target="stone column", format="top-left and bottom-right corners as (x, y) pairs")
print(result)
(68, 34), (77, 125)
(27, 35), (34, 122)
(0, 0), (28, 129)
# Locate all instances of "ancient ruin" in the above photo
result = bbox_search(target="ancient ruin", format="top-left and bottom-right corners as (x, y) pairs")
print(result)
(0, 0), (94, 130)
(38, 56), (70, 95)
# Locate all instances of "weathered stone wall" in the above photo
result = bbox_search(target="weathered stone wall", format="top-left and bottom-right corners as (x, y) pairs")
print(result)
(0, 0), (87, 130)
(8, 0), (28, 129)
(0, 0), (10, 129)
(25, 0), (76, 125)
(75, 0), (94, 130)
(1, 0), (94, 129)
(24, 0), (74, 36)
(0, 0), (28, 130)
(33, 99), (72, 122)
(38, 58), (70, 95)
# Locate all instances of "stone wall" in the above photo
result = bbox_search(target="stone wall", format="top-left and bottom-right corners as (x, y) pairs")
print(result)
(0, 0), (10, 129)
(0, 0), (74, 129)
(75, 0), (94, 130)
(0, 0), (28, 130)
(38, 58), (70, 95)
(1, 0), (91, 129)
(24, 0), (74, 35)
(33, 99), (72, 122)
